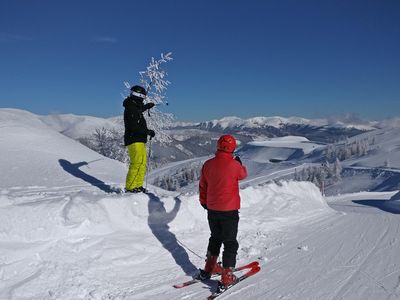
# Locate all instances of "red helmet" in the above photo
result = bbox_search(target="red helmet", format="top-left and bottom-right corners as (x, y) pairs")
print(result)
(217, 135), (236, 153)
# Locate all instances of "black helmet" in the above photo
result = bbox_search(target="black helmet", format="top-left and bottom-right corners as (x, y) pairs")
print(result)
(130, 85), (147, 98)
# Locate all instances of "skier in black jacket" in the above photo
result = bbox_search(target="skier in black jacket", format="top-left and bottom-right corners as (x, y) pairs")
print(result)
(123, 85), (155, 193)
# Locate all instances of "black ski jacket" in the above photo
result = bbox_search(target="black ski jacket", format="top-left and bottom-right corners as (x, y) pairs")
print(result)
(123, 96), (152, 146)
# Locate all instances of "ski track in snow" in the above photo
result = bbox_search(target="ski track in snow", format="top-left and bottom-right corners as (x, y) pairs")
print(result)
(249, 201), (400, 300)
(132, 195), (400, 300)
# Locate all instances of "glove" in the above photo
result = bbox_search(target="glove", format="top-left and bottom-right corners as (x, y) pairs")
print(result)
(147, 129), (155, 138)
(144, 102), (155, 110)
(235, 156), (242, 165)
(201, 203), (207, 210)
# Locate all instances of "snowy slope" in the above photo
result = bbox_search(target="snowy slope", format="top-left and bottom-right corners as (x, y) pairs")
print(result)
(40, 113), (121, 139)
(250, 190), (400, 300)
(0, 109), (331, 299)
(0, 108), (126, 189)
(345, 127), (400, 169)
(320, 127), (400, 195)
(1, 108), (400, 300)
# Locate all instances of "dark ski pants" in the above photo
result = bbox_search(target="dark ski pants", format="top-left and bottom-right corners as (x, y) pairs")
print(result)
(207, 210), (239, 268)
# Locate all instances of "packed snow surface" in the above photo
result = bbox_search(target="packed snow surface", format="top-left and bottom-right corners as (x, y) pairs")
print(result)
(247, 136), (322, 154)
(236, 136), (322, 163)
(1, 109), (400, 300)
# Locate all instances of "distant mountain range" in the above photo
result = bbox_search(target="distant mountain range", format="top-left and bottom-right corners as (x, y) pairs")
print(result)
(38, 112), (400, 165)
(40, 113), (397, 139)
(184, 115), (376, 130)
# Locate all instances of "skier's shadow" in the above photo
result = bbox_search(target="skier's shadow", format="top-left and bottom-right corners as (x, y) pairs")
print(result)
(58, 159), (115, 193)
(147, 193), (199, 276)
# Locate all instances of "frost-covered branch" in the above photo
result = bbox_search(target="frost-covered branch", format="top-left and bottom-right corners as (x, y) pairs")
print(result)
(124, 52), (174, 144)
(139, 52), (173, 105)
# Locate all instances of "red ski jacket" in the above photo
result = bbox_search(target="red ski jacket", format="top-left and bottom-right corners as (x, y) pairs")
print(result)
(199, 151), (248, 211)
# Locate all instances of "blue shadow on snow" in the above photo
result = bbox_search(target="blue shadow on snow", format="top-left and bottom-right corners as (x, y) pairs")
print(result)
(58, 159), (116, 193)
(147, 192), (198, 276)
(353, 199), (400, 214)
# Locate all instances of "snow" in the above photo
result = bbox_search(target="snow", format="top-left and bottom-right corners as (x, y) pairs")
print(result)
(175, 144), (193, 156)
(236, 136), (322, 164)
(40, 113), (120, 139)
(1, 108), (400, 300)
(377, 117), (400, 129)
(342, 127), (400, 169)
(245, 116), (318, 128)
(247, 136), (322, 155)
(0, 109), (126, 189)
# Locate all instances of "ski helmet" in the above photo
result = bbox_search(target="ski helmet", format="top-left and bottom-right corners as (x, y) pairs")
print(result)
(130, 85), (147, 98)
(217, 135), (236, 153)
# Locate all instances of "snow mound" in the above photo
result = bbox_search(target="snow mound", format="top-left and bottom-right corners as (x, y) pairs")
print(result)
(0, 179), (332, 299)
(0, 181), (330, 245)
(0, 108), (126, 189)
(0, 192), (158, 246)
(241, 181), (331, 228)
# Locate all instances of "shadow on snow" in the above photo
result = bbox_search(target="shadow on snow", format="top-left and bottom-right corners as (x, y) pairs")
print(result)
(147, 192), (199, 276)
(352, 199), (400, 214)
(58, 159), (117, 193)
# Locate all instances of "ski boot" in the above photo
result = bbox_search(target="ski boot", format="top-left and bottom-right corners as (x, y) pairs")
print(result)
(197, 254), (221, 280)
(125, 186), (147, 193)
(221, 267), (238, 289)
(137, 186), (148, 193)
(125, 188), (141, 193)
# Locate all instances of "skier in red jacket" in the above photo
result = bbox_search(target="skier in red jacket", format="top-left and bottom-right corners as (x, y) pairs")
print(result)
(198, 134), (248, 288)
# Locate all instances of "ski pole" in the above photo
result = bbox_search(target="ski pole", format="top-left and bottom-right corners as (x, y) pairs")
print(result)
(145, 137), (153, 189)
(176, 238), (204, 259)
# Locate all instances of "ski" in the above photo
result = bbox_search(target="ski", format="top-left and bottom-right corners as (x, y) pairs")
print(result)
(207, 265), (261, 299)
(173, 261), (259, 289)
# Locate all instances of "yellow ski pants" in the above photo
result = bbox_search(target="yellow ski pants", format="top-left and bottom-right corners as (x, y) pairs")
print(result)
(125, 142), (147, 190)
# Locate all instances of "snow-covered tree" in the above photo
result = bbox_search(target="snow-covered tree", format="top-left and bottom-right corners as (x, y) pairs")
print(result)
(294, 168), (299, 181)
(81, 53), (175, 166)
(80, 127), (128, 163)
(324, 145), (335, 161)
(294, 161), (343, 193)
(153, 163), (202, 191)
(333, 158), (342, 180)
(124, 52), (174, 145)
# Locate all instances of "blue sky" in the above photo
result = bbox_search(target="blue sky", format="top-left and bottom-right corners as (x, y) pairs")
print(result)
(1, 0), (399, 121)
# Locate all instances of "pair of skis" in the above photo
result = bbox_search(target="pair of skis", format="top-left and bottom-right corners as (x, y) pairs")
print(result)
(173, 261), (260, 299)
